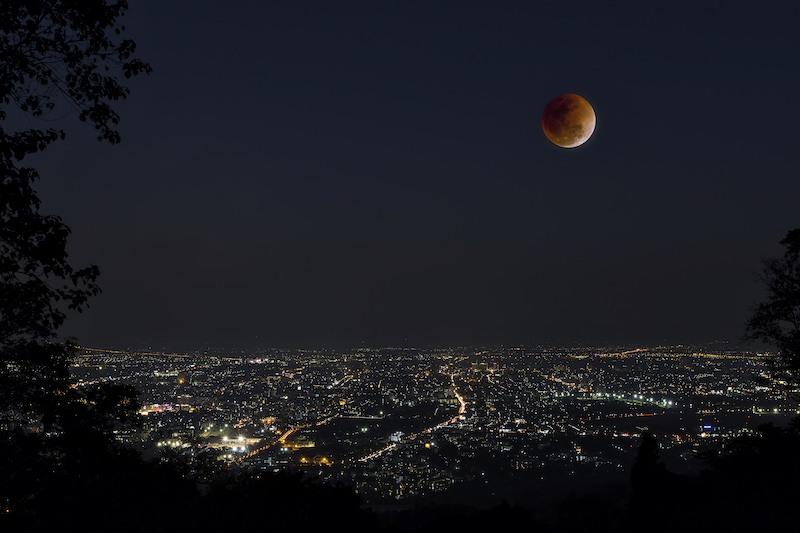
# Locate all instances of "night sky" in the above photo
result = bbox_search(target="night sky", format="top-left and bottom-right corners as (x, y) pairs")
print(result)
(24, 1), (800, 351)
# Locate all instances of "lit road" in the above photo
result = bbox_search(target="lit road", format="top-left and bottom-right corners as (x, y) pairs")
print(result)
(236, 414), (341, 465)
(357, 372), (466, 462)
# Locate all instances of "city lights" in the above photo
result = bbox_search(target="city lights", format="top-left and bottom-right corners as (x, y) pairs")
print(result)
(70, 344), (789, 503)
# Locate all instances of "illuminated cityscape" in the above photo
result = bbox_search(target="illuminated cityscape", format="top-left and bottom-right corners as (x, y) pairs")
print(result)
(5, 1), (800, 530)
(70, 343), (792, 506)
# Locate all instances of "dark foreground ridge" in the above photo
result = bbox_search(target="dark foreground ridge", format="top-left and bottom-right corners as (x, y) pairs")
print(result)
(4, 418), (800, 532)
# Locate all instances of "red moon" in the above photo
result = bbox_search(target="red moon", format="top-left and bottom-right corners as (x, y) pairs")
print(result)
(541, 94), (596, 148)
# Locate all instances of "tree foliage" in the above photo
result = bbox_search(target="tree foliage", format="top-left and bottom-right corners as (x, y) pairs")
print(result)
(0, 0), (152, 141)
(744, 229), (800, 387)
(0, 0), (150, 519)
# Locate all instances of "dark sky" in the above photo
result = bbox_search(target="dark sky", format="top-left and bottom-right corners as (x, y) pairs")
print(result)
(23, 0), (800, 351)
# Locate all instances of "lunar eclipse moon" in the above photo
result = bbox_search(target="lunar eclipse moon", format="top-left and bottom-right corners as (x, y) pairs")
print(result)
(541, 94), (596, 148)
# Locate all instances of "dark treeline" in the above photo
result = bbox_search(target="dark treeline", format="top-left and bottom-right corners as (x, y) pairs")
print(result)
(4, 419), (800, 532)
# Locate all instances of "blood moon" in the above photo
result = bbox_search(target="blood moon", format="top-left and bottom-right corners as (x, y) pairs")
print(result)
(541, 94), (596, 148)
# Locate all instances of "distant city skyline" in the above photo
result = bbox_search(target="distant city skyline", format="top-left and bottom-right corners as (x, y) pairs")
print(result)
(72, 343), (792, 505)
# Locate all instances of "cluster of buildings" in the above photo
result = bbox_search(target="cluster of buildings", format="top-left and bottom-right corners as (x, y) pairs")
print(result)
(71, 343), (794, 503)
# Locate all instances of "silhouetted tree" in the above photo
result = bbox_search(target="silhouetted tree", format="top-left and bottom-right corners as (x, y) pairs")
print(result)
(0, 0), (150, 521)
(629, 432), (662, 491)
(745, 229), (800, 393)
(623, 433), (696, 532)
(689, 420), (800, 530)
